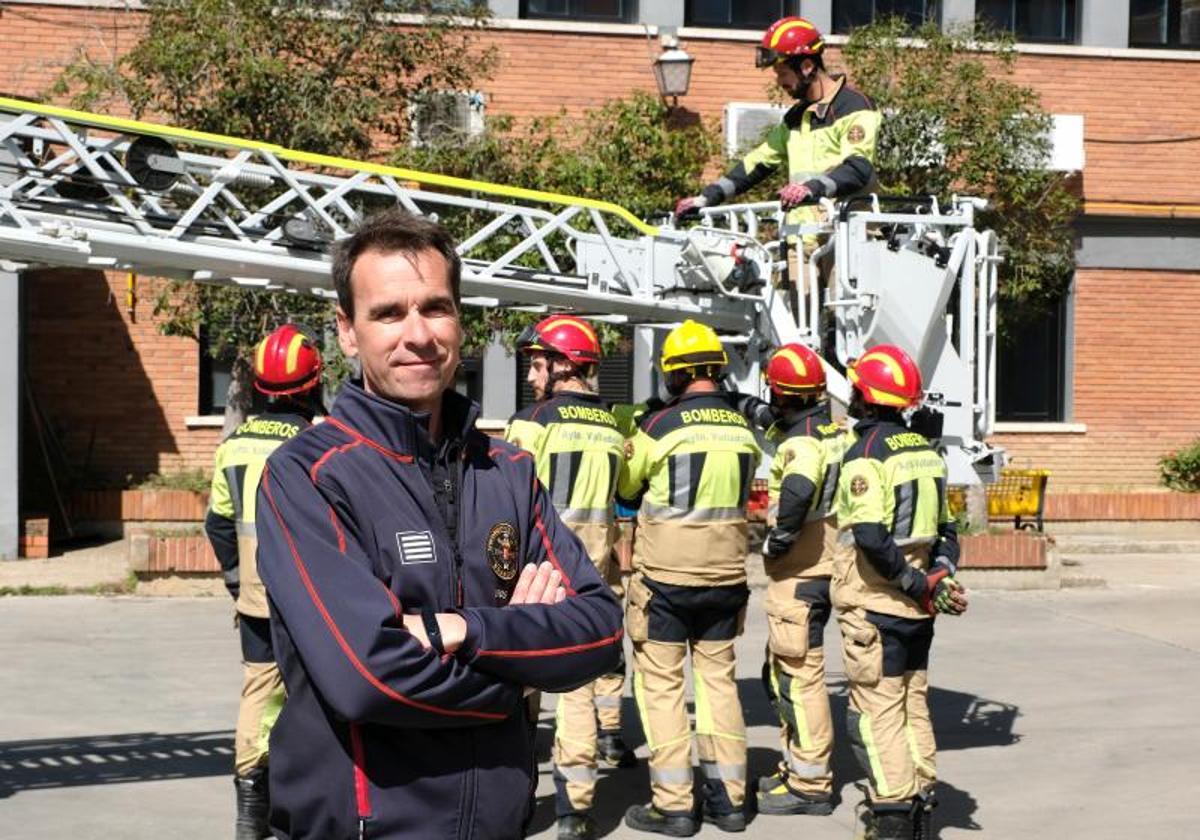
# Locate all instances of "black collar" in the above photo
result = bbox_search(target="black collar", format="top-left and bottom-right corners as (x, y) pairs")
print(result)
(771, 402), (831, 438)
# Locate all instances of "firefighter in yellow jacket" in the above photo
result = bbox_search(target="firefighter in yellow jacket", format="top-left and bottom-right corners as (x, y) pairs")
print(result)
(204, 324), (323, 840)
(505, 315), (631, 840)
(618, 320), (763, 836)
(833, 344), (968, 840)
(755, 343), (853, 818)
(675, 15), (881, 245)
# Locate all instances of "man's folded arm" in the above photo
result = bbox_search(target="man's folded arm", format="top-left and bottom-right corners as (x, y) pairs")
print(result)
(458, 474), (623, 693)
(256, 453), (521, 729)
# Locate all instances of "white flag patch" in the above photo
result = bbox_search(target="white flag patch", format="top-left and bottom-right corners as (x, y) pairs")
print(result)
(396, 530), (437, 565)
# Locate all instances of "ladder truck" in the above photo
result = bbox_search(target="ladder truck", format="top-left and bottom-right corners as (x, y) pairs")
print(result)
(0, 96), (1002, 485)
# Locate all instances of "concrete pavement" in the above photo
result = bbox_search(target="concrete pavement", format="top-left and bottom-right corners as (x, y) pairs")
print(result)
(2, 553), (1199, 838)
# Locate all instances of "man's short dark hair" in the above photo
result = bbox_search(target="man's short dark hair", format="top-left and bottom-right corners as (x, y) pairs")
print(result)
(331, 207), (462, 319)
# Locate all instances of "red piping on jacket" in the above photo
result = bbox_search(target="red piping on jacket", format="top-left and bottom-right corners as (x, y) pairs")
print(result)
(349, 723), (371, 821)
(261, 466), (507, 721)
(532, 502), (576, 596)
(475, 628), (624, 659)
(327, 505), (347, 554)
(310, 439), (364, 483)
(325, 416), (415, 464)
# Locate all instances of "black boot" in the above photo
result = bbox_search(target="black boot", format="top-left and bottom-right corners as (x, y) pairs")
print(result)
(623, 804), (698, 837)
(557, 812), (596, 840)
(913, 788), (937, 840)
(597, 729), (637, 768)
(870, 801), (916, 840)
(754, 771), (833, 816)
(234, 767), (270, 840)
(700, 778), (746, 832)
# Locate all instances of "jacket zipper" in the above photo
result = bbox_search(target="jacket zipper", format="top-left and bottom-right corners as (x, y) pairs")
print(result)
(349, 722), (371, 839)
(453, 453), (466, 607)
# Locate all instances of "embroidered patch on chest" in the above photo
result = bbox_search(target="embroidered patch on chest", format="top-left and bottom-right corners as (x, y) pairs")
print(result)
(396, 530), (437, 565)
(486, 522), (520, 582)
(850, 476), (869, 497)
(847, 124), (866, 144)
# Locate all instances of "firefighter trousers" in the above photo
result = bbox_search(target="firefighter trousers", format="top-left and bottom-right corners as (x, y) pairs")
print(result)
(763, 576), (834, 797)
(627, 574), (750, 815)
(594, 569), (628, 733)
(234, 615), (285, 777)
(838, 607), (936, 803)
(553, 569), (628, 816)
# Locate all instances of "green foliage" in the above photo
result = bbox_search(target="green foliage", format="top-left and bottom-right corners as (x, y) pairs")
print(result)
(51, 0), (495, 409)
(399, 92), (721, 354)
(133, 468), (211, 494)
(1160, 441), (1200, 492)
(842, 20), (1078, 307)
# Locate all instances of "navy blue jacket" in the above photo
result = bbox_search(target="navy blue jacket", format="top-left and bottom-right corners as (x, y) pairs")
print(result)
(256, 382), (624, 839)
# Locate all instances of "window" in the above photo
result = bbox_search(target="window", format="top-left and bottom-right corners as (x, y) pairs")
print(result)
(456, 355), (483, 405)
(996, 298), (1067, 422)
(520, 0), (633, 23)
(1130, 0), (1200, 47)
(198, 334), (267, 416)
(977, 0), (1076, 43)
(685, 0), (787, 29)
(833, 0), (937, 33)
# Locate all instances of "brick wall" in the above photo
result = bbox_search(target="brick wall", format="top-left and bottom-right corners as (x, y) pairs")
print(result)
(2, 7), (1197, 205)
(24, 268), (220, 484)
(993, 268), (1200, 490)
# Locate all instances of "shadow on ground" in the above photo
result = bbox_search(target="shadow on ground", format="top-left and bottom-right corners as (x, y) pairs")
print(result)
(530, 675), (1011, 836)
(0, 731), (234, 798)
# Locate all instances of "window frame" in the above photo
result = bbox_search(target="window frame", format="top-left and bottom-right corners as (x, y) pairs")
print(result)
(976, 0), (1078, 45)
(831, 0), (940, 35)
(1129, 0), (1200, 48)
(683, 0), (790, 30)
(519, 0), (636, 24)
(198, 330), (268, 417)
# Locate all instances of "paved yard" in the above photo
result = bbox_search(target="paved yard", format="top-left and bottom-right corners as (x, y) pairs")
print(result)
(2, 553), (1198, 838)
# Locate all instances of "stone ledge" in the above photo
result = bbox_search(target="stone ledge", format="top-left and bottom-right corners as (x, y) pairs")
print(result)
(1045, 492), (1200, 521)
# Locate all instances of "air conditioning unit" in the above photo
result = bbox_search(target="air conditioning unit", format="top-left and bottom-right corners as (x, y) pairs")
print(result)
(409, 91), (486, 147)
(1049, 114), (1084, 172)
(724, 102), (786, 157)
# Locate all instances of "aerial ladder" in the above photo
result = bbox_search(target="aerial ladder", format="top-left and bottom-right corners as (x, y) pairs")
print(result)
(0, 96), (1001, 484)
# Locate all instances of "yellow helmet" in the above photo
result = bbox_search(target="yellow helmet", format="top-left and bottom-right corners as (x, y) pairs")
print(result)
(660, 320), (728, 373)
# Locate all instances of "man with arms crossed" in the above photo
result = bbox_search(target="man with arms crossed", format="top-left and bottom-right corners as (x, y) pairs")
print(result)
(256, 209), (624, 839)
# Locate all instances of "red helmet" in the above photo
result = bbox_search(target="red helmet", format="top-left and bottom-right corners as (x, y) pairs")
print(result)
(516, 315), (602, 366)
(763, 342), (826, 397)
(756, 16), (825, 69)
(253, 324), (322, 396)
(847, 344), (923, 408)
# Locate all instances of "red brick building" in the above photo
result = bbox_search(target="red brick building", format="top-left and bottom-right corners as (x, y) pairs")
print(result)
(3, 0), (1199, 556)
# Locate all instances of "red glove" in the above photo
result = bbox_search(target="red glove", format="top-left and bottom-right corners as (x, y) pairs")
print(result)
(674, 195), (708, 219)
(920, 567), (951, 617)
(778, 182), (814, 210)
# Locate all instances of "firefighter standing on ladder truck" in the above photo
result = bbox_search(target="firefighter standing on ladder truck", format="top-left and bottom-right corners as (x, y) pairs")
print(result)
(204, 324), (324, 840)
(755, 342), (854, 819)
(618, 320), (762, 836)
(833, 344), (968, 840)
(675, 15), (881, 325)
(503, 315), (636, 840)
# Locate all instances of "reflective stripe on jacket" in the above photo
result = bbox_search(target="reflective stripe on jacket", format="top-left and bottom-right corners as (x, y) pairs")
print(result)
(617, 391), (763, 587)
(504, 391), (624, 566)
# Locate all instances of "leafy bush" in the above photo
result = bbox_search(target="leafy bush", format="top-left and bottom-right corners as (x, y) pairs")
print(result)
(1160, 441), (1200, 492)
(134, 469), (211, 494)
